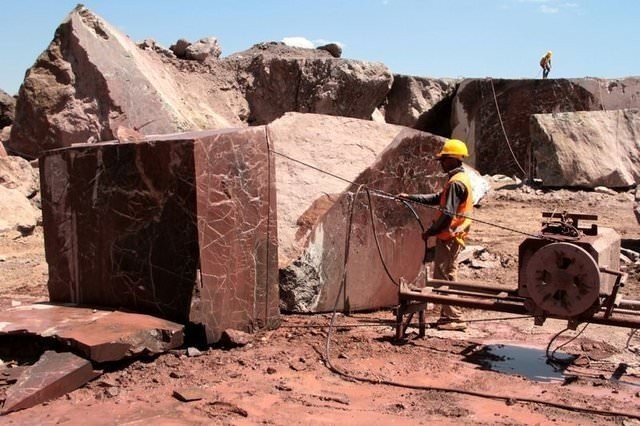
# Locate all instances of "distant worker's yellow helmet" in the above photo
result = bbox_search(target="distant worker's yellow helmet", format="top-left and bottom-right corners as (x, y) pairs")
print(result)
(546, 50), (553, 57)
(436, 139), (469, 159)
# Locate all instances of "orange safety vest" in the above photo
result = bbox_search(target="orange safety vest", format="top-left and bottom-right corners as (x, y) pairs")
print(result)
(435, 171), (474, 244)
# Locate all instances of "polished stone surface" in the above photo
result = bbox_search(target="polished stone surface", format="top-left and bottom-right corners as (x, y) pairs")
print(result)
(40, 127), (279, 342)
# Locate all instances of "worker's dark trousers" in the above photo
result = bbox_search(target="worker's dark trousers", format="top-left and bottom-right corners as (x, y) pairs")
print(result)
(433, 237), (464, 320)
(542, 67), (550, 79)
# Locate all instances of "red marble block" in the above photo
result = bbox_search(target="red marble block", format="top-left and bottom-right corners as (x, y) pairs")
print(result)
(39, 127), (279, 342)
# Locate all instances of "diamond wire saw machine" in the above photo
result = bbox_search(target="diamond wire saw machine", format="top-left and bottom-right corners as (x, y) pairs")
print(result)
(396, 212), (640, 339)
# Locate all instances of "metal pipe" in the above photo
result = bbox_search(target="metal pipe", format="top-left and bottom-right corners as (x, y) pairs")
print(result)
(401, 290), (640, 328)
(600, 267), (625, 277)
(423, 277), (639, 309)
(607, 308), (640, 316)
(618, 299), (640, 311)
(425, 287), (524, 302)
(400, 290), (529, 315)
(425, 278), (517, 294)
(587, 312), (640, 328)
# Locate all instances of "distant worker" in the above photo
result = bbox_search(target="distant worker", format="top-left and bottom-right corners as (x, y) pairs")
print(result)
(540, 50), (553, 79)
(397, 139), (474, 331)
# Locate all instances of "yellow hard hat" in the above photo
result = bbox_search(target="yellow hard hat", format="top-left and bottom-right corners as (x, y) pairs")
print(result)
(546, 50), (553, 56)
(436, 139), (469, 159)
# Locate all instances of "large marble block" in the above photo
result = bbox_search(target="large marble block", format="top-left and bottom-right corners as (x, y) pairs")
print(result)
(280, 129), (446, 312)
(40, 127), (279, 342)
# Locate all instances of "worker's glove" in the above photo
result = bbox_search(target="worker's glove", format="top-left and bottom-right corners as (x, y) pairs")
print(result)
(422, 228), (436, 242)
(395, 193), (409, 202)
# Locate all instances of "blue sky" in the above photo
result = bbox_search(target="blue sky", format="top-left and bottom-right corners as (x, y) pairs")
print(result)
(1, 0), (638, 95)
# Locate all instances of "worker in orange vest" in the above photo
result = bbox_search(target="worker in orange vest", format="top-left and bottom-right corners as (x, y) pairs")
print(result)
(540, 51), (552, 79)
(398, 139), (474, 331)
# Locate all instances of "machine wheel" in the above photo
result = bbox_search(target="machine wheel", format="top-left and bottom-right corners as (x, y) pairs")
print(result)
(524, 242), (600, 318)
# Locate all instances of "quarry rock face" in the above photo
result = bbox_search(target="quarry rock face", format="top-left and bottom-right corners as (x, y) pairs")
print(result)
(9, 6), (393, 159)
(39, 127), (278, 343)
(384, 75), (458, 133)
(268, 114), (487, 312)
(451, 78), (640, 178)
(280, 130), (450, 313)
(531, 109), (640, 188)
(267, 113), (408, 268)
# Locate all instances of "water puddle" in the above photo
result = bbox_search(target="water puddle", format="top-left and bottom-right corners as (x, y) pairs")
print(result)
(464, 344), (576, 382)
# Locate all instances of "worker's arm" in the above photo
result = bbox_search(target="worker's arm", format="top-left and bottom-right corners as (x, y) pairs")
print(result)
(424, 181), (468, 236)
(397, 193), (439, 205)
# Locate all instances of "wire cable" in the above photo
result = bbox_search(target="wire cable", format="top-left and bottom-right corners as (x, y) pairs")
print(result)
(487, 78), (528, 179)
(269, 148), (556, 242)
(545, 323), (590, 370)
(322, 321), (640, 420)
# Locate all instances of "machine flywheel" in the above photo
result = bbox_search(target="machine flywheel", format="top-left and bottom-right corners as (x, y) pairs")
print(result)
(524, 242), (600, 317)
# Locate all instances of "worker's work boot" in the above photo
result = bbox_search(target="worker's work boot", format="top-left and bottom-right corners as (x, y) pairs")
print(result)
(436, 319), (467, 331)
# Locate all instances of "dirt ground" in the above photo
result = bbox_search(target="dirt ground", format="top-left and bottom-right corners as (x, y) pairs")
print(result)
(1, 181), (640, 425)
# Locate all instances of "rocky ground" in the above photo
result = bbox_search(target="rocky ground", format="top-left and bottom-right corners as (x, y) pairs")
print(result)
(1, 181), (640, 425)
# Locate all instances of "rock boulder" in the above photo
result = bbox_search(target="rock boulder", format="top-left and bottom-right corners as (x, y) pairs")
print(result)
(0, 89), (15, 129)
(0, 185), (39, 233)
(0, 155), (39, 198)
(531, 109), (640, 188)
(384, 75), (458, 133)
(451, 78), (640, 177)
(317, 43), (342, 58)
(9, 6), (394, 159)
(184, 37), (222, 62)
(9, 5), (248, 159)
(241, 52), (392, 125)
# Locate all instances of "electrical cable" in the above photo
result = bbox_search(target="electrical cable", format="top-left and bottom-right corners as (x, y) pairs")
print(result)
(364, 188), (426, 287)
(323, 306), (640, 420)
(545, 323), (590, 370)
(487, 78), (528, 180)
(337, 184), (365, 312)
